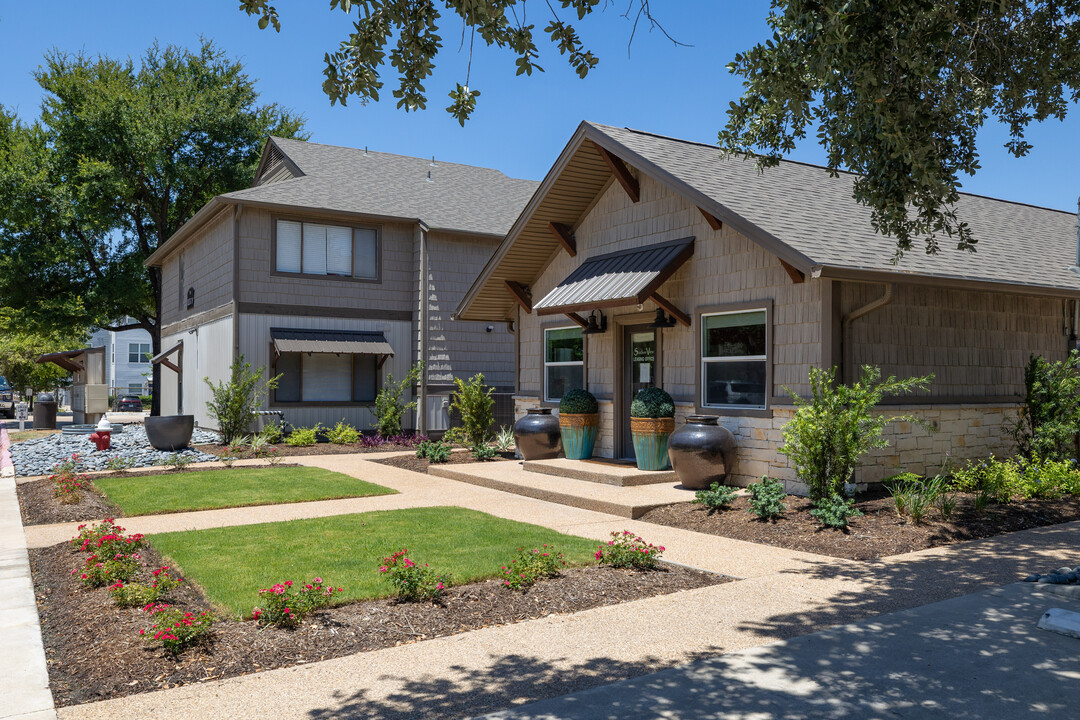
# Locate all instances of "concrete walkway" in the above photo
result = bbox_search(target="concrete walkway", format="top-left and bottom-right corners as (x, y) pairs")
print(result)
(1, 429), (56, 720)
(482, 582), (1080, 719)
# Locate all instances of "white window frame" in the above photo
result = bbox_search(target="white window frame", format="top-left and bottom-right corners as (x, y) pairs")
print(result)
(274, 219), (379, 281)
(543, 326), (585, 403)
(128, 343), (151, 364)
(700, 308), (768, 410)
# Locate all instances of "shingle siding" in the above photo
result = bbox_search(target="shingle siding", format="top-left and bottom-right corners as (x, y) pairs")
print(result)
(159, 209), (234, 328)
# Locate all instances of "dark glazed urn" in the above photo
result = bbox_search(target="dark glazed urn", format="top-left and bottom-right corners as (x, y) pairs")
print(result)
(514, 408), (562, 460)
(144, 415), (195, 452)
(667, 415), (736, 489)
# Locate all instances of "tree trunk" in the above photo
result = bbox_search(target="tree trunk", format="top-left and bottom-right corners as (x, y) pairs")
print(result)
(149, 266), (163, 417)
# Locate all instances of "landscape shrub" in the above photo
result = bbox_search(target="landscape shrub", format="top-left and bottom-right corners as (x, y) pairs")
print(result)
(51, 465), (87, 504)
(883, 472), (952, 524)
(471, 443), (498, 461)
(285, 425), (319, 447)
(251, 577), (342, 627)
(204, 357), (281, 444)
(416, 439), (451, 463)
(258, 421), (284, 444)
(446, 373), (495, 446)
(139, 603), (215, 655)
(692, 482), (738, 511)
(951, 456), (1080, 503)
(1010, 352), (1080, 461)
(327, 419), (360, 445)
(105, 455), (135, 473)
(379, 549), (451, 602)
(501, 545), (566, 590)
(265, 446), (283, 465)
(70, 519), (144, 555)
(51, 453), (82, 476)
(108, 566), (183, 608)
(160, 453), (192, 472)
(559, 388), (598, 415)
(594, 530), (665, 570)
(493, 426), (515, 453)
(138, 394), (152, 408)
(374, 362), (424, 437)
(809, 494), (863, 530)
(746, 477), (787, 520)
(780, 366), (931, 503)
(630, 387), (674, 418)
(78, 552), (143, 587)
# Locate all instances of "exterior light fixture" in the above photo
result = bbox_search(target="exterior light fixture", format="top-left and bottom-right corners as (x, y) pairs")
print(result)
(582, 309), (607, 335)
(649, 308), (677, 329)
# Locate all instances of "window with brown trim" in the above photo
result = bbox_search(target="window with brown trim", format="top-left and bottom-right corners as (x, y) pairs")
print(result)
(274, 352), (379, 404)
(701, 309), (768, 409)
(275, 219), (378, 280)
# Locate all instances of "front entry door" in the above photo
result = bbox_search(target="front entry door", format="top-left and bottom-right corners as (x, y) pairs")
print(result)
(621, 325), (658, 459)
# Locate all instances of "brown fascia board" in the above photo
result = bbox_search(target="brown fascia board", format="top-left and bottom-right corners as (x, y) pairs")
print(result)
(815, 264), (1080, 299)
(144, 198), (229, 267)
(455, 122), (594, 321)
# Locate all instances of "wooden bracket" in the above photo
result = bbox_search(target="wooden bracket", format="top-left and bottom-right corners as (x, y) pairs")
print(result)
(565, 312), (589, 329)
(591, 141), (640, 202)
(548, 222), (577, 257)
(779, 259), (806, 284)
(504, 280), (533, 313)
(377, 354), (390, 370)
(651, 293), (691, 328)
(698, 208), (723, 231)
(159, 359), (180, 374)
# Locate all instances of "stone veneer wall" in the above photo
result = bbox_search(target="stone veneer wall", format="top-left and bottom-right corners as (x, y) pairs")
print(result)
(515, 395), (1018, 495)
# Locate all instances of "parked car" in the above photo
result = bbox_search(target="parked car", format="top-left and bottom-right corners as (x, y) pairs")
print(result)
(0, 376), (13, 418)
(115, 394), (145, 412)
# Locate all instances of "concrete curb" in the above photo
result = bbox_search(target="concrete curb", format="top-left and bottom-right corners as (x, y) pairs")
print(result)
(1, 427), (13, 478)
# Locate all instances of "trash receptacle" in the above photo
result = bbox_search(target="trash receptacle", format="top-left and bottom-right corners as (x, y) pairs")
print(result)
(34, 392), (58, 430)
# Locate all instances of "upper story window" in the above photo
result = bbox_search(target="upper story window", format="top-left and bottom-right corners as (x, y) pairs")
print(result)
(544, 326), (584, 402)
(128, 343), (151, 364)
(701, 309), (767, 409)
(275, 219), (378, 280)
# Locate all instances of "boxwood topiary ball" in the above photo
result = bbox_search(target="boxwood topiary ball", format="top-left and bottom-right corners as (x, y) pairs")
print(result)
(559, 388), (598, 415)
(630, 387), (674, 418)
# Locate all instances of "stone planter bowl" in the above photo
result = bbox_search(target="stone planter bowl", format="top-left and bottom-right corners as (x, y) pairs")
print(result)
(144, 415), (195, 452)
(630, 416), (675, 471)
(514, 408), (562, 460)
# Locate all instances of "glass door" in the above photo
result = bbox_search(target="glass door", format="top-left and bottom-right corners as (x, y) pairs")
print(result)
(621, 325), (657, 458)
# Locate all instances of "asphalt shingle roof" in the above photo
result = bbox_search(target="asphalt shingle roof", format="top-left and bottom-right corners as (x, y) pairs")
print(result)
(589, 123), (1080, 292)
(225, 137), (539, 237)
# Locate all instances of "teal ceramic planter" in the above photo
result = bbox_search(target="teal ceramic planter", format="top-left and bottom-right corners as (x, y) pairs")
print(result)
(559, 413), (599, 460)
(630, 416), (675, 471)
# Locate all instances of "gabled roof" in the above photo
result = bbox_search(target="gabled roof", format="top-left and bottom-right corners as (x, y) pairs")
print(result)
(457, 121), (1080, 321)
(147, 137), (539, 266)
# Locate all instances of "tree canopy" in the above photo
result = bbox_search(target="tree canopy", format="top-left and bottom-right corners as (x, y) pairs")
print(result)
(0, 310), (86, 402)
(0, 40), (306, 413)
(241, 0), (1080, 255)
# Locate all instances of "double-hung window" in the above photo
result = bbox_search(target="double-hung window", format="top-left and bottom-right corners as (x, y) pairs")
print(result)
(701, 309), (767, 408)
(128, 343), (151, 364)
(274, 353), (379, 404)
(544, 327), (584, 402)
(276, 219), (378, 279)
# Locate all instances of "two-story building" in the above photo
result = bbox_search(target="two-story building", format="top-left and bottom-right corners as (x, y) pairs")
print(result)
(145, 137), (537, 434)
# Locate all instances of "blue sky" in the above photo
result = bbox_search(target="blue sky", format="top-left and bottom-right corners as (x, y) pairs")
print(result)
(1, 1), (1077, 212)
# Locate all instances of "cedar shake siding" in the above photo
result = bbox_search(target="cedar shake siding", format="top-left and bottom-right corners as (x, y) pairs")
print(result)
(159, 207), (234, 330)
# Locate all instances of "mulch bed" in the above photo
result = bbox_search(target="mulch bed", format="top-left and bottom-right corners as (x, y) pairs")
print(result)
(195, 441), (423, 459)
(16, 464), (302, 526)
(374, 451), (514, 475)
(30, 542), (728, 707)
(640, 489), (1080, 561)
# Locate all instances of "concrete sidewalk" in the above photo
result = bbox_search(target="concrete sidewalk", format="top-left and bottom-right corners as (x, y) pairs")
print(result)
(482, 582), (1080, 719)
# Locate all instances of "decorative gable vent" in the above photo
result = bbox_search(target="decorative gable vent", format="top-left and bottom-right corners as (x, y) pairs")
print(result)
(257, 144), (288, 185)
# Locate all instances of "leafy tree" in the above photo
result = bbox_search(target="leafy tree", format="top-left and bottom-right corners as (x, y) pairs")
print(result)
(0, 310), (86, 406)
(0, 40), (306, 415)
(1010, 352), (1080, 461)
(204, 357), (281, 444)
(245, 1), (1080, 253)
(374, 362), (425, 436)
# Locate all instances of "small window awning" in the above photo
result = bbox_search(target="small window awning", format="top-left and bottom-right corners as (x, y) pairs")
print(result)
(270, 328), (394, 358)
(151, 341), (183, 374)
(36, 349), (87, 373)
(533, 237), (694, 315)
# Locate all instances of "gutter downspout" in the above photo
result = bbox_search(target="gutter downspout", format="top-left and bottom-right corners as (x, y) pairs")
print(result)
(417, 222), (429, 436)
(841, 283), (896, 383)
(232, 204), (243, 362)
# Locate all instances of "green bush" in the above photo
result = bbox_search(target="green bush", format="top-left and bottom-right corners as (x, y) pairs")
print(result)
(374, 362), (424, 437)
(1011, 352), (1080, 461)
(286, 425), (319, 447)
(140, 604), (215, 655)
(630, 386), (674, 418)
(780, 366), (931, 503)
(416, 439), (451, 463)
(884, 472), (949, 524)
(447, 373), (495, 446)
(951, 456), (1080, 503)
(595, 530), (665, 570)
(258, 421), (284, 444)
(809, 493), (863, 529)
(471, 443), (498, 461)
(379, 549), (451, 602)
(139, 394), (152, 408)
(559, 388), (598, 415)
(692, 482), (738, 511)
(252, 577), (341, 627)
(501, 545), (566, 590)
(746, 477), (786, 520)
(326, 419), (360, 445)
(204, 357), (281, 444)
(493, 425), (515, 452)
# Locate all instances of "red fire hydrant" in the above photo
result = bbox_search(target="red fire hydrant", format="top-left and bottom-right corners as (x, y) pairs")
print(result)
(89, 417), (112, 452)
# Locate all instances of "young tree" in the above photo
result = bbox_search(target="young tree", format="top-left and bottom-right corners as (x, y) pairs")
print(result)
(0, 311), (86, 406)
(242, 1), (1080, 254)
(0, 40), (306, 415)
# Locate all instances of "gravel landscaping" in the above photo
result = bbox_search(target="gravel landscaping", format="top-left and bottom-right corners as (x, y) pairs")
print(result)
(1025, 564), (1080, 585)
(11, 425), (219, 477)
(30, 541), (727, 707)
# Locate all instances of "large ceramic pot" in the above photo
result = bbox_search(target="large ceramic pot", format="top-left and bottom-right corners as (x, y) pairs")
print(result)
(630, 416), (675, 471)
(514, 408), (562, 460)
(144, 415), (195, 451)
(668, 415), (737, 489)
(559, 413), (599, 460)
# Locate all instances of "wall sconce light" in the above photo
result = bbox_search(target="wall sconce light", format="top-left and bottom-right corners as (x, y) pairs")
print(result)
(582, 309), (608, 335)
(649, 307), (677, 329)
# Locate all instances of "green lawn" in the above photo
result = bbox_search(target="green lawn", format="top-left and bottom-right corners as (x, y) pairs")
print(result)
(95, 466), (396, 516)
(150, 507), (599, 616)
